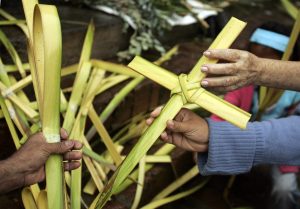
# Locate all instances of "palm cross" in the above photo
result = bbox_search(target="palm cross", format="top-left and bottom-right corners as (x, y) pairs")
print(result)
(96, 17), (251, 208)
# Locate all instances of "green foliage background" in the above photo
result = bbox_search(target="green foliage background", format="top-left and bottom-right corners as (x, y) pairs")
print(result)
(83, 0), (224, 59)
(84, 0), (186, 59)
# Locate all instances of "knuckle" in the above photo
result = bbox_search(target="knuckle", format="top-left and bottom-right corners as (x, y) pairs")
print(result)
(226, 66), (236, 74)
(223, 79), (229, 87)
(232, 76), (239, 84)
(241, 80), (249, 87)
(240, 77), (247, 85)
(41, 143), (50, 153)
(59, 143), (64, 150)
(173, 122), (180, 130)
(180, 108), (189, 115)
(177, 122), (184, 131)
(240, 51), (249, 60)
(57, 143), (65, 152)
(223, 78), (233, 87)
(233, 52), (241, 60)
(231, 63), (238, 73)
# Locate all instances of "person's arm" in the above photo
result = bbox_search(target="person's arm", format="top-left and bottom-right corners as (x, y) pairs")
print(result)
(199, 116), (300, 175)
(147, 107), (300, 176)
(0, 130), (82, 194)
(200, 49), (300, 92)
(256, 59), (300, 91)
(0, 160), (24, 193)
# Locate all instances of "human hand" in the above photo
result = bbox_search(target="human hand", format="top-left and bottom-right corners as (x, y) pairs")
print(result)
(200, 49), (261, 92)
(146, 107), (209, 152)
(5, 129), (82, 189)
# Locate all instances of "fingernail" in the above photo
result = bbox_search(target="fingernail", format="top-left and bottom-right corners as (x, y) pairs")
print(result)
(161, 132), (167, 139)
(201, 80), (208, 86)
(146, 119), (151, 125)
(156, 106), (163, 113)
(167, 120), (174, 128)
(203, 51), (211, 56)
(61, 128), (68, 137)
(64, 140), (73, 147)
(201, 66), (208, 72)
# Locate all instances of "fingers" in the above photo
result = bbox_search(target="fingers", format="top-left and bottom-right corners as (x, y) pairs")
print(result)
(201, 76), (239, 89)
(64, 161), (81, 171)
(72, 141), (83, 150)
(160, 131), (169, 141)
(146, 117), (154, 126)
(59, 130), (82, 150)
(204, 77), (250, 93)
(150, 106), (163, 118)
(160, 132), (208, 152)
(45, 140), (82, 154)
(201, 49), (257, 91)
(60, 128), (68, 140)
(203, 49), (241, 62)
(166, 120), (191, 133)
(173, 108), (193, 122)
(63, 146), (82, 171)
(201, 63), (236, 75)
(146, 106), (163, 126)
(147, 107), (191, 126)
(205, 86), (240, 93)
(63, 151), (82, 161)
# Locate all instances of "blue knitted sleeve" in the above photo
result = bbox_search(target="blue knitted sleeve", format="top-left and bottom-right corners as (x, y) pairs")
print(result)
(198, 116), (300, 175)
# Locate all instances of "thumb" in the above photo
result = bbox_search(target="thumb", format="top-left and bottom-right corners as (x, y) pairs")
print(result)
(167, 120), (191, 133)
(45, 140), (75, 154)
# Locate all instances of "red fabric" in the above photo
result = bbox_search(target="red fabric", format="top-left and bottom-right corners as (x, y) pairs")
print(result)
(210, 85), (254, 121)
(279, 165), (299, 173)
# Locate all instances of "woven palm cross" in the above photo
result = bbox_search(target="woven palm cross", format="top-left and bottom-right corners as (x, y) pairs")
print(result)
(96, 17), (251, 208)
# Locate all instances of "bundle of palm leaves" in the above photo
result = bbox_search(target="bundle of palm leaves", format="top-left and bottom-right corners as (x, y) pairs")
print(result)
(0, 1), (211, 208)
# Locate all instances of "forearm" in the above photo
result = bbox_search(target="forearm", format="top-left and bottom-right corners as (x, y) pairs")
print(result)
(0, 159), (24, 193)
(256, 58), (300, 91)
(198, 116), (300, 175)
(198, 119), (263, 175)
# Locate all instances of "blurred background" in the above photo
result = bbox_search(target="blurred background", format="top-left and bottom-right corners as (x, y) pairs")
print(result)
(0, 1), (299, 209)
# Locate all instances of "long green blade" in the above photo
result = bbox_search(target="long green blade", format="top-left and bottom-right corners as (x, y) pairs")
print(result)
(33, 4), (64, 209)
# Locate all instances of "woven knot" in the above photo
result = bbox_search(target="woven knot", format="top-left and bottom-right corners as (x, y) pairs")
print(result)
(171, 74), (204, 104)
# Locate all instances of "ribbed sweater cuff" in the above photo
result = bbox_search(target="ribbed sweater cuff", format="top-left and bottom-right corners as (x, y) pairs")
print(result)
(198, 119), (265, 175)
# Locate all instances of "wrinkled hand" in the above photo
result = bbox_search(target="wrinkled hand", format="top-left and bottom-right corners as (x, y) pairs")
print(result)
(7, 129), (82, 187)
(200, 49), (261, 92)
(146, 107), (209, 152)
